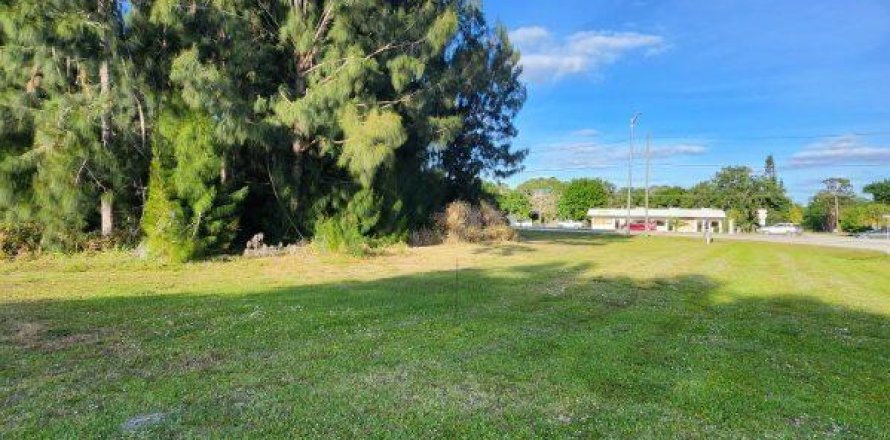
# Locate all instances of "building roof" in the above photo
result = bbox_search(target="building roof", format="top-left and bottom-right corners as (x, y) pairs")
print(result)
(587, 207), (727, 219)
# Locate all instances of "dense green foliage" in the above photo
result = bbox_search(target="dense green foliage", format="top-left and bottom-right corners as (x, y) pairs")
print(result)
(141, 107), (248, 261)
(0, 220), (40, 257)
(839, 203), (890, 233)
(496, 159), (885, 234)
(516, 177), (567, 196)
(687, 166), (791, 229)
(863, 178), (890, 204)
(515, 177), (565, 223)
(558, 178), (611, 221)
(502, 158), (793, 228)
(646, 185), (690, 208)
(493, 186), (532, 220)
(803, 178), (856, 232)
(610, 186), (691, 209)
(0, 0), (526, 259)
(0, 0), (150, 249)
(802, 178), (889, 233)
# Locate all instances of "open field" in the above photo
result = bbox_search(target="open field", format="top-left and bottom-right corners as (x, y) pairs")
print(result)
(2, 233), (889, 438)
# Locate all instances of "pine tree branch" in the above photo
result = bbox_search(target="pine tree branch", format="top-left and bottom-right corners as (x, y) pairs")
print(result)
(77, 160), (108, 192)
(314, 39), (418, 87)
(74, 159), (88, 185)
(313, 4), (334, 44)
(265, 158), (305, 240)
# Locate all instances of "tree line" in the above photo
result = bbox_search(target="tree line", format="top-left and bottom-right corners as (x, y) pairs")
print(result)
(805, 178), (889, 233)
(490, 157), (889, 233)
(0, 0), (526, 259)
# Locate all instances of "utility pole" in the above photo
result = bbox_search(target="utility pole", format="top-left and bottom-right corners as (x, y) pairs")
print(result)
(884, 215), (890, 241)
(822, 178), (846, 233)
(626, 112), (641, 235)
(833, 191), (840, 233)
(644, 132), (651, 236)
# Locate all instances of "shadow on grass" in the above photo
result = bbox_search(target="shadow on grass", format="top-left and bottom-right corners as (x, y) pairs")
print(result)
(471, 243), (537, 256)
(518, 230), (632, 246)
(1, 261), (887, 438)
(467, 230), (629, 256)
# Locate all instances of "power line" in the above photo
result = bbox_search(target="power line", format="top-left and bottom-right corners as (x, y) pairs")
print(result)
(520, 162), (887, 174)
(609, 193), (805, 199)
(525, 130), (890, 157)
(524, 137), (629, 155)
(636, 130), (890, 142)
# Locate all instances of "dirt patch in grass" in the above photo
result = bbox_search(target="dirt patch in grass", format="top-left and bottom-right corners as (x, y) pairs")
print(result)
(177, 351), (226, 373)
(3, 320), (112, 352)
(4, 320), (47, 347)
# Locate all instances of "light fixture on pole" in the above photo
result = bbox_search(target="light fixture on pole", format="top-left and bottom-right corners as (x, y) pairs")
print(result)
(626, 112), (642, 235)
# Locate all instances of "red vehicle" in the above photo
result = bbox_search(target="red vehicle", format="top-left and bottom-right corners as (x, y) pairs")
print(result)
(627, 222), (658, 231)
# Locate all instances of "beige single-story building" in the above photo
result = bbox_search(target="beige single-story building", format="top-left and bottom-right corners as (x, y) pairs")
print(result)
(587, 207), (729, 233)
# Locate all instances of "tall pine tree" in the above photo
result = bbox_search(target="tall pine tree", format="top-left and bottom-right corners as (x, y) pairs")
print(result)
(0, 0), (149, 248)
(1, 0), (528, 258)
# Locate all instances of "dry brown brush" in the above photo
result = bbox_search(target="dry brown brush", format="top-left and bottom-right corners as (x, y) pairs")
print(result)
(410, 201), (517, 246)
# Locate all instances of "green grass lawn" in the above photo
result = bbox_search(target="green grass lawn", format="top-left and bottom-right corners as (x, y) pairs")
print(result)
(2, 233), (888, 438)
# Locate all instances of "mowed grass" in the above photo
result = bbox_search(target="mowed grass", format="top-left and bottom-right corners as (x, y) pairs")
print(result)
(1, 233), (888, 438)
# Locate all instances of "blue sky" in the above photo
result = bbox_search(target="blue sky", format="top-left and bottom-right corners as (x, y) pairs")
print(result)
(483, 0), (890, 202)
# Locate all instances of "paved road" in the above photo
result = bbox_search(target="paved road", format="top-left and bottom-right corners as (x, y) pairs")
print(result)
(708, 232), (890, 254)
(519, 227), (890, 254)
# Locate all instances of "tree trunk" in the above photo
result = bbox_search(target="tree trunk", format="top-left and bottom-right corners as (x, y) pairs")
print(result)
(100, 61), (110, 149)
(292, 138), (307, 186)
(98, 0), (111, 150)
(101, 192), (114, 237)
(834, 193), (841, 234)
(135, 92), (146, 152)
(98, 0), (113, 239)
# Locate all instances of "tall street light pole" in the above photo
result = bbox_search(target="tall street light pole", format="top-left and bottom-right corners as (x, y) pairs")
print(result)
(644, 132), (651, 235)
(626, 112), (641, 235)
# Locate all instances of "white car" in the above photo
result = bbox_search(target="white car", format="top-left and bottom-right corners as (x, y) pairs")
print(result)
(758, 223), (802, 235)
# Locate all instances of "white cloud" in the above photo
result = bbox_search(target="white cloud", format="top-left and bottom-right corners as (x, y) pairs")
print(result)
(557, 142), (705, 158)
(648, 144), (707, 158)
(790, 136), (890, 168)
(570, 128), (600, 137)
(508, 26), (666, 82)
(508, 26), (551, 47)
(533, 140), (706, 168)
